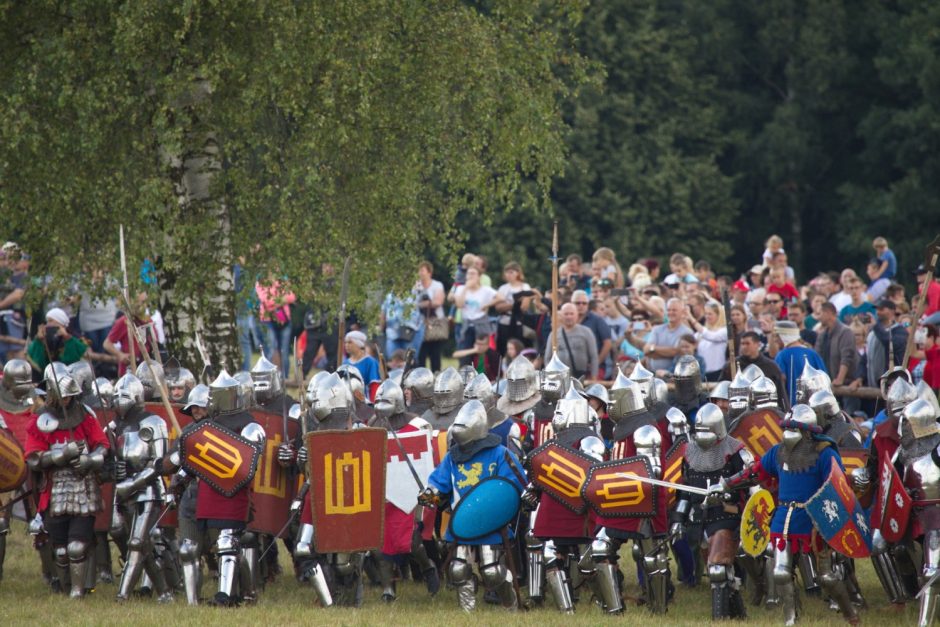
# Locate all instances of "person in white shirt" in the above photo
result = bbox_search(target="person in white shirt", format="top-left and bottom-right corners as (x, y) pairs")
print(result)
(448, 266), (503, 365)
(494, 261), (530, 355)
(688, 301), (729, 380)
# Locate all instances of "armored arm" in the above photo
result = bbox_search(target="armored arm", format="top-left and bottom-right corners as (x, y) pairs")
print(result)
(579, 435), (606, 462)
(26, 441), (83, 471)
(70, 443), (107, 475)
(417, 486), (447, 508)
(520, 482), (540, 511)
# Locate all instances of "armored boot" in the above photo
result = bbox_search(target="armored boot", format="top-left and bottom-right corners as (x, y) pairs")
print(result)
(116, 547), (145, 600)
(643, 543), (671, 614)
(411, 542), (441, 595)
(546, 566), (575, 614)
(871, 529), (907, 606)
(179, 538), (201, 605)
(67, 541), (90, 599)
(797, 552), (820, 598)
(54, 545), (71, 594)
(764, 545), (780, 608)
(83, 544), (97, 592)
(239, 531), (260, 604)
(142, 552), (173, 603)
(480, 545), (517, 610)
(215, 529), (240, 606)
(773, 546), (800, 627)
(709, 564), (733, 620)
(307, 560), (333, 607)
(377, 557), (397, 602)
(525, 530), (545, 605)
(449, 545), (477, 612)
(738, 553), (765, 606)
(95, 532), (113, 583)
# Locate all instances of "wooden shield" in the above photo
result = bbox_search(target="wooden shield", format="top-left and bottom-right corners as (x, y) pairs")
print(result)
(740, 489), (775, 557)
(874, 455), (911, 543)
(528, 441), (592, 514)
(180, 421), (262, 498)
(662, 438), (687, 509)
(582, 456), (657, 518)
(247, 409), (300, 537)
(531, 418), (554, 449)
(306, 428), (386, 553)
(0, 428), (27, 491)
(731, 408), (784, 458)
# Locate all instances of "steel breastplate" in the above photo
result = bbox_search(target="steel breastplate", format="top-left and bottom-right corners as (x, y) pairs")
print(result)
(119, 429), (151, 472)
(905, 453), (940, 501)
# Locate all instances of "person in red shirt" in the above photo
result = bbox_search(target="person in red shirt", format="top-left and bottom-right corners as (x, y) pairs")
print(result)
(922, 325), (940, 391)
(102, 292), (157, 376)
(916, 264), (940, 319)
(766, 268), (799, 319)
(24, 363), (108, 598)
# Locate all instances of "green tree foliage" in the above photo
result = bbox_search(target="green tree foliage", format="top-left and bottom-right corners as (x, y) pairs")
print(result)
(0, 0), (588, 368)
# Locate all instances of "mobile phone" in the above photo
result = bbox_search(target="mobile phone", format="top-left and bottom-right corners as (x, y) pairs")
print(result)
(610, 288), (631, 297)
(633, 321), (646, 332)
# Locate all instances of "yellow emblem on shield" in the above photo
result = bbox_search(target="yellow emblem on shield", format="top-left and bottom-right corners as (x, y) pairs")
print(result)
(740, 489), (775, 557)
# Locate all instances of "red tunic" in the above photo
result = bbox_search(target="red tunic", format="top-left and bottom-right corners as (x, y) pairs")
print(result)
(195, 481), (250, 523)
(23, 414), (109, 513)
(595, 420), (670, 536)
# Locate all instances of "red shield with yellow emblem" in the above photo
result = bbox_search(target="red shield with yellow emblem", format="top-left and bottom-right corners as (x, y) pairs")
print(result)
(0, 427), (27, 491)
(305, 428), (387, 553)
(530, 418), (554, 449)
(180, 421), (262, 498)
(731, 408), (784, 458)
(662, 438), (687, 509)
(581, 456), (657, 518)
(247, 409), (301, 537)
(838, 447), (869, 476)
(528, 442), (592, 514)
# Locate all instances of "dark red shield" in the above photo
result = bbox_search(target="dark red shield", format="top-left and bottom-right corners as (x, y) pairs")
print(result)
(180, 421), (262, 498)
(0, 408), (32, 454)
(247, 409), (301, 537)
(531, 418), (554, 449)
(582, 456), (658, 518)
(144, 402), (192, 435)
(873, 455), (911, 543)
(528, 442), (592, 514)
(663, 438), (687, 509)
(731, 408), (784, 458)
(305, 428), (386, 553)
(0, 427), (27, 491)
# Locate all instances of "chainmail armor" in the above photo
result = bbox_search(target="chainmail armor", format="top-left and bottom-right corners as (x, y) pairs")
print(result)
(685, 436), (745, 473)
(777, 437), (821, 473)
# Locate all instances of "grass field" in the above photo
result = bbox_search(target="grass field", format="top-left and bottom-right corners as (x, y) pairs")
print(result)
(0, 525), (926, 626)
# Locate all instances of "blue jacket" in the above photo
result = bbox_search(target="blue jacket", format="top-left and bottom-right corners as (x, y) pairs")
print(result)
(428, 443), (525, 545)
(761, 443), (842, 536)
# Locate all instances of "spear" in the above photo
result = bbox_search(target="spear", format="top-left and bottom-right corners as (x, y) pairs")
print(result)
(336, 256), (352, 367)
(551, 221), (560, 354)
(722, 286), (737, 379)
(119, 225), (138, 374)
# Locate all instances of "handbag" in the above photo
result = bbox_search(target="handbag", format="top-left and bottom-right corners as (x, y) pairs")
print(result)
(397, 325), (416, 343)
(424, 314), (450, 342)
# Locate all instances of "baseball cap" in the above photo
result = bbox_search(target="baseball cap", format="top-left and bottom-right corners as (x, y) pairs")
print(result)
(914, 264), (928, 276)
(875, 298), (896, 310)
(732, 279), (750, 292)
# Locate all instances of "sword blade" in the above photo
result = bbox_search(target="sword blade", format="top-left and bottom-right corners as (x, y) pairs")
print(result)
(614, 472), (710, 496)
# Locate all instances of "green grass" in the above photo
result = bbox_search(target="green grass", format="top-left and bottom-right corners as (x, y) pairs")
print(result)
(0, 526), (925, 626)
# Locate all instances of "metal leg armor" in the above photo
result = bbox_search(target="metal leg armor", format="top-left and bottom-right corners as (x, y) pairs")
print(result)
(410, 540), (441, 595)
(67, 540), (89, 598)
(772, 543), (800, 627)
(870, 529), (907, 605)
(239, 531), (260, 603)
(592, 529), (624, 614)
(893, 540), (921, 600)
(525, 526), (545, 602)
(215, 529), (240, 606)
(332, 552), (363, 608)
(738, 550), (766, 606)
(116, 501), (155, 600)
(54, 545), (70, 594)
(36, 536), (55, 589)
(708, 563), (735, 620)
(448, 545), (477, 612)
(294, 523), (314, 558)
(640, 537), (671, 615)
(95, 531), (113, 583)
(797, 552), (821, 597)
(83, 539), (97, 592)
(179, 538), (201, 605)
(480, 544), (517, 610)
(919, 529), (940, 627)
(818, 549), (859, 625)
(544, 542), (574, 614)
(378, 556), (397, 601)
(764, 543), (780, 608)
(152, 527), (181, 592)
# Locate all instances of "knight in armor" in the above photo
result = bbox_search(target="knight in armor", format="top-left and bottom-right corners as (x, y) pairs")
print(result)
(708, 380), (731, 422)
(712, 404), (858, 625)
(0, 359), (38, 583)
(422, 367), (464, 431)
(293, 372), (363, 607)
(135, 361), (165, 401)
(750, 376), (784, 413)
(418, 400), (526, 611)
(170, 371), (266, 606)
(854, 375), (920, 607)
(495, 356), (541, 451)
(233, 371), (256, 410)
(795, 361), (831, 405)
(670, 403), (752, 619)
(67, 361), (101, 409)
(522, 387), (605, 613)
(368, 379), (440, 601)
(336, 363), (374, 423)
(23, 362), (109, 598)
(106, 373), (173, 602)
(586, 373), (673, 615)
(582, 383), (610, 440)
(809, 390), (862, 450)
(895, 399), (940, 627)
(465, 373), (518, 454)
(671, 355), (708, 418)
(726, 369), (755, 426)
(165, 366), (196, 404)
(250, 355), (292, 414)
(402, 367), (434, 416)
